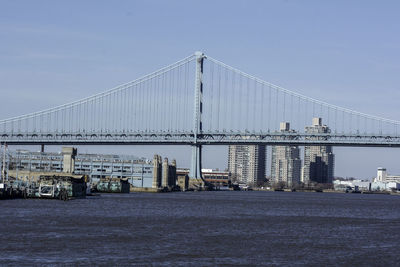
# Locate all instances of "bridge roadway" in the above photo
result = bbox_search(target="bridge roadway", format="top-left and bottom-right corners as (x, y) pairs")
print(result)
(1, 132), (400, 147)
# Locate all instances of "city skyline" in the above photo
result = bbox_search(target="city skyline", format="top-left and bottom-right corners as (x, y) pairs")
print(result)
(1, 1), (400, 179)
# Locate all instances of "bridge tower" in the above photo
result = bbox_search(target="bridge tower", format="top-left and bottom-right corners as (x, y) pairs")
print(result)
(189, 51), (205, 183)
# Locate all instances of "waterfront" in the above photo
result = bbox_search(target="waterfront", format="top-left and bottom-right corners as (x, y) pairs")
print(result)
(1, 191), (399, 266)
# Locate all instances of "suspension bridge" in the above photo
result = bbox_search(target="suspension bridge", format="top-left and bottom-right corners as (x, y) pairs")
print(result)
(1, 51), (400, 179)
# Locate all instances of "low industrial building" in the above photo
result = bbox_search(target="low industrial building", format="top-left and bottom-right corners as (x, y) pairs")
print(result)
(176, 168), (230, 188)
(7, 148), (177, 190)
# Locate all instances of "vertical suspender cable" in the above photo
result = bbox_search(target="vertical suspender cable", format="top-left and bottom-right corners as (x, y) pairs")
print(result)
(268, 85), (271, 132)
(312, 101), (315, 118)
(327, 105), (330, 129)
(154, 78), (158, 132)
(168, 69), (172, 132)
(283, 92), (286, 123)
(238, 74), (242, 132)
(297, 96), (301, 132)
(184, 62), (188, 131)
(216, 64), (221, 132)
(224, 67), (229, 131)
(133, 86), (137, 132)
(246, 77), (250, 131)
(138, 82), (142, 132)
(209, 61), (214, 131)
(152, 77), (155, 132)
(342, 110), (345, 134)
(125, 87), (128, 132)
(320, 103), (323, 120)
(349, 112), (352, 134)
(304, 100), (308, 130)
(126, 86), (129, 132)
(252, 79), (256, 132)
(147, 79), (151, 132)
(170, 69), (174, 132)
(70, 105), (72, 133)
(175, 67), (179, 132)
(120, 90), (123, 132)
(275, 88), (278, 130)
(334, 108), (337, 133)
(147, 81), (150, 132)
(162, 73), (166, 131)
(176, 65), (181, 132)
(261, 83), (265, 133)
(231, 71), (236, 133)
(290, 94), (293, 127)
(112, 93), (115, 132)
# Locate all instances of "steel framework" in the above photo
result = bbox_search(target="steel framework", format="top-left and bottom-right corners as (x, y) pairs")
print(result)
(1, 52), (400, 179)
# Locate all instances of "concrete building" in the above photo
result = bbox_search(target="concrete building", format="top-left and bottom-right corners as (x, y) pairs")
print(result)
(370, 181), (400, 191)
(228, 145), (266, 186)
(374, 167), (400, 183)
(176, 168), (230, 187)
(333, 179), (371, 191)
(333, 179), (400, 192)
(8, 148), (176, 189)
(303, 118), (335, 184)
(201, 169), (230, 187)
(62, 147), (77, 173)
(271, 122), (301, 187)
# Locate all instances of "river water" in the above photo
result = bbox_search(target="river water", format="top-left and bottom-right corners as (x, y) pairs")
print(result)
(0, 191), (399, 266)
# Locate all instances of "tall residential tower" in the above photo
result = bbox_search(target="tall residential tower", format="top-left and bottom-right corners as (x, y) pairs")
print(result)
(302, 118), (335, 184)
(228, 145), (266, 186)
(271, 122), (301, 187)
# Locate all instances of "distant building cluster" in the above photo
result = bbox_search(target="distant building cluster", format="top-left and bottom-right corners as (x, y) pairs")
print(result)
(228, 118), (335, 187)
(334, 168), (400, 192)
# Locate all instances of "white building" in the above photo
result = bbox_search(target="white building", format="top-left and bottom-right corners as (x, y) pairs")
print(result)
(333, 167), (400, 192)
(370, 181), (400, 191)
(374, 167), (400, 183)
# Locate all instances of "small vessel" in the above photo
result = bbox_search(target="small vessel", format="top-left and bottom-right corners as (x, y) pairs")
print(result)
(36, 174), (88, 200)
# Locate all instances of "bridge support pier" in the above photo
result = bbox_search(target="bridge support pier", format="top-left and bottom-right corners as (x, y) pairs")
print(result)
(189, 144), (202, 180)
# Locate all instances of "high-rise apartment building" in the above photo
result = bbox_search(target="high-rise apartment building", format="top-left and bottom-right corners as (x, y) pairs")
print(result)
(303, 118), (335, 184)
(271, 122), (301, 187)
(228, 145), (266, 186)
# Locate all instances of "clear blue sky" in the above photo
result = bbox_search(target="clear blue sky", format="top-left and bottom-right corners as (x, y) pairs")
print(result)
(1, 0), (400, 179)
